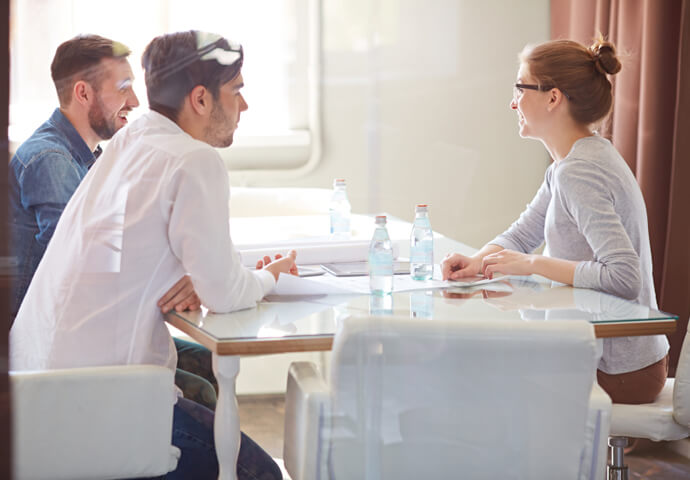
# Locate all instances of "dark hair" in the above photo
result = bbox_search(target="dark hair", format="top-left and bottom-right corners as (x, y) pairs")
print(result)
(141, 30), (243, 122)
(519, 37), (622, 127)
(51, 34), (131, 106)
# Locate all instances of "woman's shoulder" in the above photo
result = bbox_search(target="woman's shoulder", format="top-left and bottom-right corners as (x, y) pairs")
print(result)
(565, 135), (624, 166)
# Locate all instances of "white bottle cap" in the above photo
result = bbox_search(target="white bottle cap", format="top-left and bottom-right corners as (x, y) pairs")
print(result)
(333, 179), (346, 187)
(375, 215), (387, 226)
(415, 204), (428, 212)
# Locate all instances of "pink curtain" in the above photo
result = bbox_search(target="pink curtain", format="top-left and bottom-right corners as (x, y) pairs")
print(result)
(552, 0), (690, 374)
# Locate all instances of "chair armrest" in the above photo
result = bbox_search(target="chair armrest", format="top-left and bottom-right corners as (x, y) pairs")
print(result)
(580, 382), (612, 480)
(284, 361), (330, 480)
(11, 365), (179, 480)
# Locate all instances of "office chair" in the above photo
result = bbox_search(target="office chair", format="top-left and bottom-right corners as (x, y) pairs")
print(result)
(283, 315), (611, 479)
(607, 320), (690, 479)
(11, 364), (180, 480)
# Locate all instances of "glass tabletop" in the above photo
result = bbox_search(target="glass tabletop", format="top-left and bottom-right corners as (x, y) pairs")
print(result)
(170, 275), (677, 344)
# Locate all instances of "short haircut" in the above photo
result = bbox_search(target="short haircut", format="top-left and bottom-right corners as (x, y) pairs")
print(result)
(141, 30), (243, 122)
(51, 34), (131, 106)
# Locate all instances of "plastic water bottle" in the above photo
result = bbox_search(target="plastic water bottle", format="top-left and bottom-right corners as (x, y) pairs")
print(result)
(370, 294), (393, 315)
(410, 204), (433, 280)
(368, 215), (394, 295)
(410, 290), (433, 319)
(329, 179), (351, 237)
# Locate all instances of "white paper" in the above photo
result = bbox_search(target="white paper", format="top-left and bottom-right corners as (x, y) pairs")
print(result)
(447, 274), (509, 287)
(237, 238), (402, 267)
(273, 272), (450, 296)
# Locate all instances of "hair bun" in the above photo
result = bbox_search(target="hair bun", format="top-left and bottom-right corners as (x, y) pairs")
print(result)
(590, 40), (622, 75)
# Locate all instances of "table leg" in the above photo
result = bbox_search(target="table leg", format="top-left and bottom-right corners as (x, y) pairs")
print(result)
(213, 354), (241, 480)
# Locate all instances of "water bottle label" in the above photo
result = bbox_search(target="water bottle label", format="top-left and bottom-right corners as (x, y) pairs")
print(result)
(410, 240), (433, 263)
(369, 253), (394, 274)
(330, 212), (350, 235)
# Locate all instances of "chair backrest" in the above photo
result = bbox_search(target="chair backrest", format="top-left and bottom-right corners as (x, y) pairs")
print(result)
(327, 316), (598, 479)
(673, 319), (690, 426)
(11, 364), (179, 480)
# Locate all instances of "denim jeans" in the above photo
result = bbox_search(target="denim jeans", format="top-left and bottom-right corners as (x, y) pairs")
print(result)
(169, 397), (282, 480)
(174, 337), (218, 410)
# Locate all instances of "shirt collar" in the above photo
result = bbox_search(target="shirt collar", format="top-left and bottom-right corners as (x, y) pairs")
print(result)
(48, 108), (99, 169)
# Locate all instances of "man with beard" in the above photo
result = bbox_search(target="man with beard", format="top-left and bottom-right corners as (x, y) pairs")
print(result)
(8, 34), (219, 410)
(9, 34), (140, 318)
(11, 30), (296, 479)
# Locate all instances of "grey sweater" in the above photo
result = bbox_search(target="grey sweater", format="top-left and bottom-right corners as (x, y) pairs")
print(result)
(491, 135), (669, 374)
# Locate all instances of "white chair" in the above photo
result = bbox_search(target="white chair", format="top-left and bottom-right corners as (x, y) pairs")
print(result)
(11, 364), (181, 480)
(607, 320), (690, 479)
(284, 315), (611, 480)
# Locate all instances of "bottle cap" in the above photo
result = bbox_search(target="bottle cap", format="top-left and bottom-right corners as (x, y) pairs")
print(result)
(375, 215), (387, 226)
(415, 204), (428, 212)
(333, 179), (346, 187)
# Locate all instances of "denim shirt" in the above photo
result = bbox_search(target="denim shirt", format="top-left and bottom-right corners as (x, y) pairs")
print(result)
(9, 108), (100, 317)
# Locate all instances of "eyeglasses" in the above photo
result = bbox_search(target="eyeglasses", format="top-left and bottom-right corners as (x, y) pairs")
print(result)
(513, 83), (571, 100)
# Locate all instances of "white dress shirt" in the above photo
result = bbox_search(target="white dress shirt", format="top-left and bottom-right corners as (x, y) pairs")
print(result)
(10, 110), (275, 371)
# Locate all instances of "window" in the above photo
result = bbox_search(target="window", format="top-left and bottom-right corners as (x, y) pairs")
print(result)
(9, 0), (320, 174)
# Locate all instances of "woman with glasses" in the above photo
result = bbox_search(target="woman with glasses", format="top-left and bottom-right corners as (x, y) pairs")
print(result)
(441, 38), (669, 405)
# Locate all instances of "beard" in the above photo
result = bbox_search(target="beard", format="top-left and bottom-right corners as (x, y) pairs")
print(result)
(204, 100), (235, 148)
(88, 95), (119, 140)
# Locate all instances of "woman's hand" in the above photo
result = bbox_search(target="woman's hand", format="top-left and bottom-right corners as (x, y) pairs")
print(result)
(481, 250), (536, 278)
(441, 253), (483, 280)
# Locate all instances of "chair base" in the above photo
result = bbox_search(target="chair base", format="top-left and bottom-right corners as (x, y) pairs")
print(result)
(607, 436), (629, 480)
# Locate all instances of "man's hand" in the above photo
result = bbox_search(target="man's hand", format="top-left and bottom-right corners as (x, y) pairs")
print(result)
(262, 250), (299, 281)
(157, 275), (201, 314)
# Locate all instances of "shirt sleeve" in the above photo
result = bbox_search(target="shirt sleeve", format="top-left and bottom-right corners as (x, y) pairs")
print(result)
(165, 148), (275, 313)
(18, 151), (83, 246)
(556, 161), (641, 300)
(489, 165), (553, 253)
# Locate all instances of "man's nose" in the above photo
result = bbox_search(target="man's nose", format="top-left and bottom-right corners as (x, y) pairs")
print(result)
(129, 89), (140, 108)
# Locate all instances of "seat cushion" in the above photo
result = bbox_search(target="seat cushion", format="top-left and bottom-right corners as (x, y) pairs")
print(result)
(611, 379), (690, 441)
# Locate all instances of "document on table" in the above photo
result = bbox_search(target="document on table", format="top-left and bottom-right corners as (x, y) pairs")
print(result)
(236, 237), (401, 267)
(273, 269), (517, 296)
(447, 274), (508, 287)
(274, 271), (447, 295)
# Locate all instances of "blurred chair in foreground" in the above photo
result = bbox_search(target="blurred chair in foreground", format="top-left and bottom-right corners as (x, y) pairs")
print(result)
(284, 315), (610, 480)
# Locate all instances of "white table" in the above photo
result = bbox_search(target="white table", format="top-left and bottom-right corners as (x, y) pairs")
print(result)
(166, 214), (677, 479)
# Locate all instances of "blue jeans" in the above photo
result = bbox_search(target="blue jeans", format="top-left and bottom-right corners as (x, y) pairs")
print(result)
(168, 397), (282, 480)
(174, 337), (217, 410)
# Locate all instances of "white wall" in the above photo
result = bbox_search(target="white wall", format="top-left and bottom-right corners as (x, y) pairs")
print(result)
(239, 0), (551, 250)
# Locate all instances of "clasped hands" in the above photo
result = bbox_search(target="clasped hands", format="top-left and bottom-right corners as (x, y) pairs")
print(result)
(158, 250), (298, 314)
(441, 249), (536, 281)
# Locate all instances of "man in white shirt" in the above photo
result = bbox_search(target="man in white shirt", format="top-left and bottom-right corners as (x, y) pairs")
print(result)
(10, 30), (296, 479)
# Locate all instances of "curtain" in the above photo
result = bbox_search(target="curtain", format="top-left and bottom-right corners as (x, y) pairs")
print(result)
(551, 0), (690, 374)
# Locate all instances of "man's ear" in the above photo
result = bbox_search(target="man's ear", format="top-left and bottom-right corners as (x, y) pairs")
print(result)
(188, 85), (211, 116)
(72, 80), (92, 107)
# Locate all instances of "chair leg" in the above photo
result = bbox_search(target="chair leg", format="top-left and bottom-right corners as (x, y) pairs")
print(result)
(607, 436), (629, 480)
